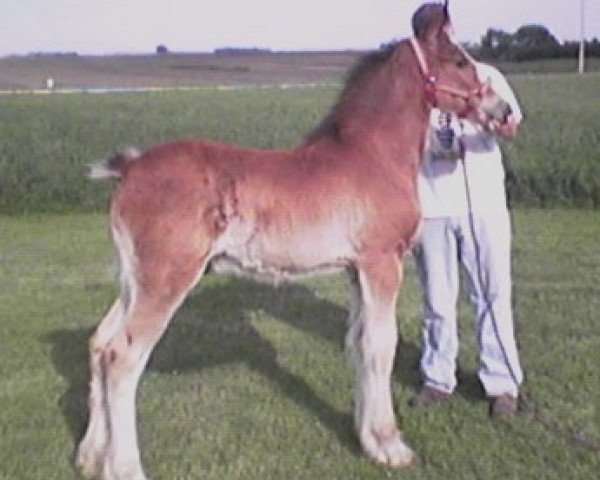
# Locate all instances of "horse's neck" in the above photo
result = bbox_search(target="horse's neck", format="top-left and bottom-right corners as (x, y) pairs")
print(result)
(344, 73), (430, 166)
(369, 45), (430, 155)
(305, 43), (430, 164)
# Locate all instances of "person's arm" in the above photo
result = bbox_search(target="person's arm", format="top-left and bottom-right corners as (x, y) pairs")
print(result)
(478, 63), (522, 140)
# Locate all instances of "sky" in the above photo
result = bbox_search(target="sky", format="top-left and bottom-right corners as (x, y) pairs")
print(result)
(1, 0), (599, 57)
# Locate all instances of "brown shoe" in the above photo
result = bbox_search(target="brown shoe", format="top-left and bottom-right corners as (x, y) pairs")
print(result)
(489, 393), (518, 420)
(409, 386), (452, 408)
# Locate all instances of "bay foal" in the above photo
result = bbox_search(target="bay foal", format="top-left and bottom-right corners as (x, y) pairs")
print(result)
(78, 6), (511, 479)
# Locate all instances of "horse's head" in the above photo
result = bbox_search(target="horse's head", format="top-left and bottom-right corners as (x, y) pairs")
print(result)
(410, 1), (512, 126)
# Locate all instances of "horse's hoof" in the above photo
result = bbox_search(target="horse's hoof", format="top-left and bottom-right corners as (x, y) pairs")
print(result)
(76, 445), (105, 479)
(102, 458), (147, 480)
(361, 426), (417, 468)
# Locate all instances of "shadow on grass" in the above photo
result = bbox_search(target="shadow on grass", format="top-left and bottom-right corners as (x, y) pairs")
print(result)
(455, 368), (486, 404)
(44, 275), (424, 458)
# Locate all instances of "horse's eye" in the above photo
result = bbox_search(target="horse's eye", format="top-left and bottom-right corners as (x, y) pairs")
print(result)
(456, 58), (469, 69)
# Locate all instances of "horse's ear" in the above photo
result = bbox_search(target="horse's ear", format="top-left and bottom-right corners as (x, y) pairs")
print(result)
(443, 1), (451, 24)
(414, 2), (451, 47)
(433, 2), (452, 43)
(440, 1), (455, 44)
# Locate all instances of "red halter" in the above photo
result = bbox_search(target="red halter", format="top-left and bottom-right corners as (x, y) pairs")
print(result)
(409, 37), (483, 118)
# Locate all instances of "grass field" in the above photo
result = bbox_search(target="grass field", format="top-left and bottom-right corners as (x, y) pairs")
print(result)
(495, 57), (600, 75)
(1, 70), (600, 214)
(503, 72), (600, 208)
(0, 86), (336, 213)
(0, 51), (359, 90)
(1, 210), (599, 479)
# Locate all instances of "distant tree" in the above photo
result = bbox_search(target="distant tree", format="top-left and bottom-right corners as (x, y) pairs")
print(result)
(588, 38), (600, 57)
(213, 47), (271, 55)
(479, 28), (513, 60)
(156, 45), (168, 55)
(478, 25), (565, 61)
(514, 25), (558, 48)
(512, 25), (560, 60)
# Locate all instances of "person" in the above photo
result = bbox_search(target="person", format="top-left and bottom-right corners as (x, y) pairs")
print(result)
(410, 5), (524, 419)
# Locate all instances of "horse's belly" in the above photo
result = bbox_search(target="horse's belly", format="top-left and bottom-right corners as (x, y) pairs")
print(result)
(210, 217), (355, 282)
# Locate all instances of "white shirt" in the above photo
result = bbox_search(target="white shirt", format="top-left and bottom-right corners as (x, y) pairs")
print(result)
(418, 63), (523, 217)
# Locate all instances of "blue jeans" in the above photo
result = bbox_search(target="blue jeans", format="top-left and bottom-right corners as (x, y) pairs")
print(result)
(414, 212), (523, 397)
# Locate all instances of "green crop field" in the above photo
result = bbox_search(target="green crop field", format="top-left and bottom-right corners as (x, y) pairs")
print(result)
(1, 63), (599, 479)
(1, 70), (599, 214)
(503, 72), (600, 208)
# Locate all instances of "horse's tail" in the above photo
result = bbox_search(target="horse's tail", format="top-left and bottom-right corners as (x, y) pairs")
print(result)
(88, 147), (142, 180)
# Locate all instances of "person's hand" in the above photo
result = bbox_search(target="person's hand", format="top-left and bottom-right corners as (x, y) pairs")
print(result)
(488, 116), (519, 139)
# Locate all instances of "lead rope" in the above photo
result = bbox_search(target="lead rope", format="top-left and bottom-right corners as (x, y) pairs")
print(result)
(458, 134), (600, 454)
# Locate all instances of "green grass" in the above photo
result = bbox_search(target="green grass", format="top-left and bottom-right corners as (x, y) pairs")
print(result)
(1, 210), (599, 479)
(1, 71), (600, 213)
(0, 87), (336, 214)
(505, 73), (600, 208)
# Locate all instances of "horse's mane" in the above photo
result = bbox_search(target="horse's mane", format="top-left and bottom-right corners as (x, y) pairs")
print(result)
(342, 41), (399, 96)
(305, 41), (401, 143)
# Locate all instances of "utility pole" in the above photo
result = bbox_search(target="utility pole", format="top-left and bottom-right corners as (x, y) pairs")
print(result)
(578, 0), (585, 74)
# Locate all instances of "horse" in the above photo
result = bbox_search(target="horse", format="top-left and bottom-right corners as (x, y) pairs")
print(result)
(77, 5), (511, 479)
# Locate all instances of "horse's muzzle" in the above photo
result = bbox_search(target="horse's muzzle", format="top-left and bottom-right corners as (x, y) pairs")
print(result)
(481, 96), (512, 124)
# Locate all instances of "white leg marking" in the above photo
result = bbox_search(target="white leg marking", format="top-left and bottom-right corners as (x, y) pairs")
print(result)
(102, 341), (150, 480)
(77, 299), (124, 478)
(347, 267), (415, 468)
(77, 221), (143, 479)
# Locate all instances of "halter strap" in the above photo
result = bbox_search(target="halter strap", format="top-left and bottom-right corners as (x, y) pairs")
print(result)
(409, 37), (439, 107)
(409, 36), (482, 111)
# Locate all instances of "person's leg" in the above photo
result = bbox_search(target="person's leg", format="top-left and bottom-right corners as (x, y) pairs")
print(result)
(414, 217), (462, 397)
(459, 211), (523, 401)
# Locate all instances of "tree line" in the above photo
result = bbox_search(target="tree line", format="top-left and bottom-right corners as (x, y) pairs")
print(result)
(470, 24), (600, 62)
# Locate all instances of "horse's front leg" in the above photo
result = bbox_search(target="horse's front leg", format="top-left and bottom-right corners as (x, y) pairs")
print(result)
(347, 253), (415, 468)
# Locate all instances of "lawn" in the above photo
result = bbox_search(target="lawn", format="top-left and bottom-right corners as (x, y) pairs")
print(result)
(1, 209), (598, 479)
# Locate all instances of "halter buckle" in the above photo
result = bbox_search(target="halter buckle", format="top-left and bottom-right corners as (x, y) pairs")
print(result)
(425, 74), (437, 86)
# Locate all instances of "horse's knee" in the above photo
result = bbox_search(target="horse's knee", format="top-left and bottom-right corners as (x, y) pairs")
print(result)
(353, 319), (397, 373)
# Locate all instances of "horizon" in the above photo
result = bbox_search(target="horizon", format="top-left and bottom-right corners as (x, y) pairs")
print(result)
(1, 1), (598, 57)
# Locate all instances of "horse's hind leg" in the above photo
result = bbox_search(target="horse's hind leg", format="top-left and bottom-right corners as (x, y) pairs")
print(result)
(77, 298), (126, 478)
(78, 221), (139, 478)
(347, 254), (415, 468)
(99, 261), (208, 480)
(78, 217), (211, 480)
(98, 292), (181, 480)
